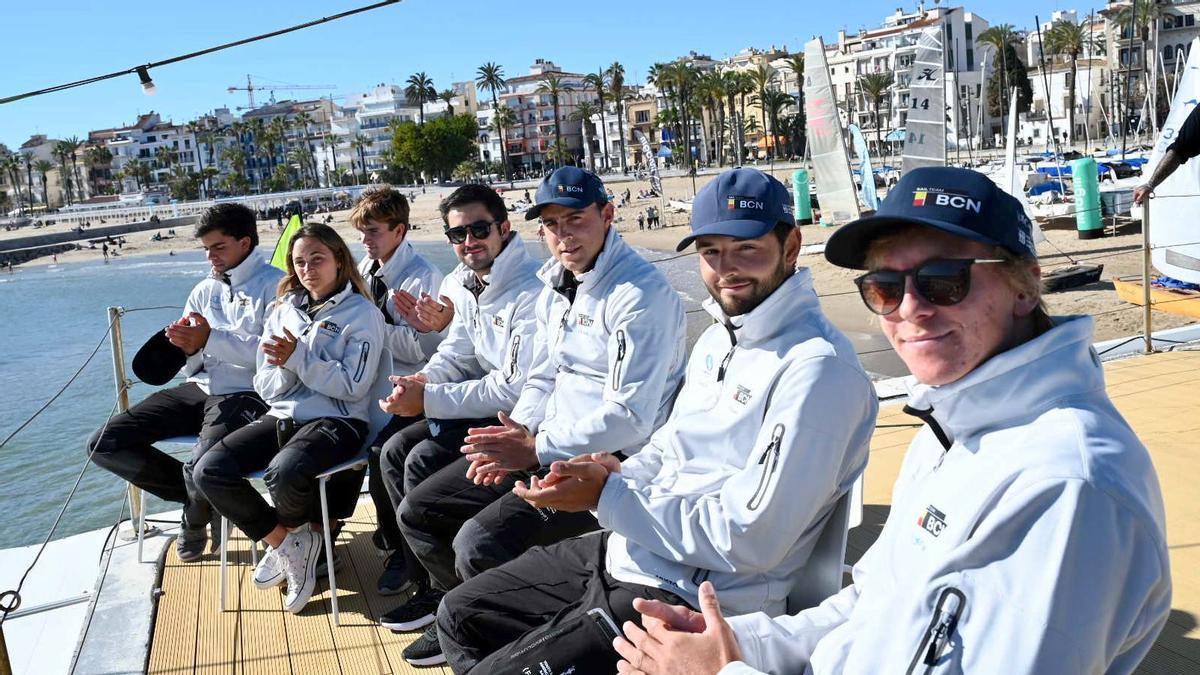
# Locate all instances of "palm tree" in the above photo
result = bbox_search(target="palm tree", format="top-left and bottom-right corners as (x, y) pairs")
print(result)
(53, 142), (74, 204)
(1044, 18), (1088, 145)
(607, 62), (629, 173)
(760, 90), (794, 159)
(978, 24), (1022, 134)
(583, 71), (611, 170)
(247, 118), (269, 188)
(477, 62), (512, 184)
(439, 89), (457, 116)
(698, 71), (729, 165)
(536, 73), (573, 169)
(62, 137), (84, 201)
(33, 160), (54, 206)
(858, 72), (894, 155)
(570, 101), (600, 171)
(351, 134), (371, 183)
(1114, 0), (1165, 135)
(293, 111), (319, 186)
(782, 53), (806, 157)
(750, 64), (776, 159)
(268, 116), (292, 177)
(491, 105), (518, 172)
(4, 154), (25, 215)
(219, 144), (247, 194)
(736, 71), (756, 163)
(405, 72), (437, 124)
(83, 145), (113, 196)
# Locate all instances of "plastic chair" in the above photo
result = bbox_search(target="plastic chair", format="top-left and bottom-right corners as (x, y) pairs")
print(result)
(136, 435), (201, 563)
(784, 473), (864, 614)
(215, 450), (369, 625)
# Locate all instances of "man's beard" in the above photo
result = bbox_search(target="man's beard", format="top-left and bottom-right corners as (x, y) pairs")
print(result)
(706, 260), (791, 317)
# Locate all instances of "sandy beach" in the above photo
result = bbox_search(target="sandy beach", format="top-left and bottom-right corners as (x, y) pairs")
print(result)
(11, 172), (1195, 345)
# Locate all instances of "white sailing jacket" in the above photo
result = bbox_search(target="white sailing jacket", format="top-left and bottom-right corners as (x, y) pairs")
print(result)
(599, 269), (877, 617)
(509, 226), (686, 463)
(254, 282), (386, 424)
(356, 239), (445, 376)
(182, 249), (283, 395)
(420, 234), (542, 419)
(724, 316), (1171, 675)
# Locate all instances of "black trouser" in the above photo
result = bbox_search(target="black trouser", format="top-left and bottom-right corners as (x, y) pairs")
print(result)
(191, 415), (367, 541)
(365, 414), (424, 549)
(86, 382), (267, 529)
(398, 456), (600, 593)
(438, 532), (691, 675)
(378, 417), (494, 582)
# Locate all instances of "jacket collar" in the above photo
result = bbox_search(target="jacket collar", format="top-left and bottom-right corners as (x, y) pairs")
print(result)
(904, 316), (1102, 448)
(367, 239), (417, 282)
(702, 267), (819, 345)
(284, 280), (357, 315)
(215, 249), (268, 287)
(454, 232), (532, 300)
(536, 225), (627, 293)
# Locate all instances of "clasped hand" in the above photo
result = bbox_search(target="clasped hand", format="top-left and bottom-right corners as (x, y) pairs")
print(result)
(512, 452), (621, 513)
(379, 373), (427, 416)
(393, 290), (455, 332)
(164, 312), (210, 355)
(262, 327), (299, 366)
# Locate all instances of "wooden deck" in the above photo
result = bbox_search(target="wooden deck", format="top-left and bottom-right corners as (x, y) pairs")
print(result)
(149, 351), (1200, 674)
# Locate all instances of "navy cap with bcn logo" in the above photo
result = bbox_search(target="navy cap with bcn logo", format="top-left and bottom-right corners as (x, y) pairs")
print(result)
(676, 168), (795, 252)
(524, 166), (609, 220)
(824, 166), (1037, 270)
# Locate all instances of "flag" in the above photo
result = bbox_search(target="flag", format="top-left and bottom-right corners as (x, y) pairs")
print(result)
(271, 213), (303, 271)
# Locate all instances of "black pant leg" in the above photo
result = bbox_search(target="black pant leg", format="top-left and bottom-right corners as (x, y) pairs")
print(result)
(437, 534), (600, 674)
(180, 391), (269, 527)
(86, 382), (207, 506)
(369, 415), (426, 549)
(265, 417), (367, 528)
(191, 417), (283, 541)
(398, 456), (520, 592)
(455, 534), (691, 675)
(453, 480), (601, 583)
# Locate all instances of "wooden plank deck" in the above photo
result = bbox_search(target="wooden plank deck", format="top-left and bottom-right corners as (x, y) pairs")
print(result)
(149, 351), (1200, 674)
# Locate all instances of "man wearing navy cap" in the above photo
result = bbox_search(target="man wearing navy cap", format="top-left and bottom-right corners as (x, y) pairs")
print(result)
(431, 167), (878, 675)
(385, 166), (687, 665)
(615, 167), (1170, 675)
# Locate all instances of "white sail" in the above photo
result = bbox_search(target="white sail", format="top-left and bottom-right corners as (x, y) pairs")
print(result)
(1148, 37), (1200, 284)
(902, 26), (947, 174)
(848, 124), (880, 210)
(996, 88), (1046, 244)
(804, 37), (861, 224)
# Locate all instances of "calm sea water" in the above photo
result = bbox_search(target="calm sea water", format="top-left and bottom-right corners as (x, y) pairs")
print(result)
(0, 236), (899, 550)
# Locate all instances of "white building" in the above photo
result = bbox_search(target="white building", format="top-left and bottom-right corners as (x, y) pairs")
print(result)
(103, 113), (201, 194)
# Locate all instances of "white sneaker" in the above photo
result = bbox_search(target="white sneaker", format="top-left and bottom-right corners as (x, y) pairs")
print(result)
(280, 527), (321, 614)
(252, 544), (284, 590)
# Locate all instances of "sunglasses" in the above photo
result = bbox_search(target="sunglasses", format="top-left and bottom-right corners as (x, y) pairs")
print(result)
(854, 258), (1005, 315)
(445, 220), (497, 244)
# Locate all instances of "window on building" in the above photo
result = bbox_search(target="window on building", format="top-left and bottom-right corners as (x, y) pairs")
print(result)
(966, 48), (974, 71)
(636, 110), (649, 123)
(965, 22), (972, 40)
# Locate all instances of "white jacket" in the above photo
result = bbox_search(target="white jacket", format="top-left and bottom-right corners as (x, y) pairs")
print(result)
(725, 316), (1171, 675)
(509, 226), (686, 463)
(254, 282), (386, 424)
(182, 249), (283, 395)
(599, 269), (877, 617)
(356, 239), (445, 376)
(420, 234), (542, 419)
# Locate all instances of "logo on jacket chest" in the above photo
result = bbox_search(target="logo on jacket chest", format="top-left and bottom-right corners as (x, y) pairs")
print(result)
(732, 384), (752, 404)
(492, 314), (505, 328)
(575, 313), (594, 327)
(917, 505), (947, 537)
(318, 320), (342, 335)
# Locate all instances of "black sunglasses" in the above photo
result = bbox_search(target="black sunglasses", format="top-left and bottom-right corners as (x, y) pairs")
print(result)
(854, 258), (1005, 316)
(445, 220), (497, 244)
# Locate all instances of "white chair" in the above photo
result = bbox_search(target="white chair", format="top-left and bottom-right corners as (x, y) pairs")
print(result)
(785, 474), (864, 614)
(136, 435), (202, 563)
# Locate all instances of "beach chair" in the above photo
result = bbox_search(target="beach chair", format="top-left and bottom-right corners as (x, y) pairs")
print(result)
(784, 474), (864, 614)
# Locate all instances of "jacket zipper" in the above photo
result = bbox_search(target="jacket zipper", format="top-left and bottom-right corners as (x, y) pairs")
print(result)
(505, 335), (521, 383)
(612, 329), (627, 391)
(690, 567), (711, 585)
(717, 323), (738, 383)
(906, 587), (966, 675)
(747, 423), (785, 510)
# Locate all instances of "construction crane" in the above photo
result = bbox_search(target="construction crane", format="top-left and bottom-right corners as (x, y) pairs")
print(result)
(227, 74), (336, 110)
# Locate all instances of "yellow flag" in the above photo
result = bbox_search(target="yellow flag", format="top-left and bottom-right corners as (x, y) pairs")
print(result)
(270, 214), (303, 271)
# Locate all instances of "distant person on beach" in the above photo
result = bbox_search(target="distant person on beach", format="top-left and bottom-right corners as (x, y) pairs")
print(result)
(373, 185), (542, 665)
(101, 242), (109, 261)
(615, 167), (1171, 675)
(86, 204), (282, 562)
(350, 186), (445, 571)
(193, 224), (386, 615)
(385, 166), (687, 665)
(1135, 103), (1200, 205)
(437, 168), (878, 675)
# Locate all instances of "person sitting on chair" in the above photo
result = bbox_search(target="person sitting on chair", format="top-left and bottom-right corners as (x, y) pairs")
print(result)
(192, 224), (386, 614)
(86, 204), (281, 562)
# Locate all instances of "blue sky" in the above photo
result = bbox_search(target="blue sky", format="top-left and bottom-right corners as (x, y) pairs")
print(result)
(1, 0), (1086, 149)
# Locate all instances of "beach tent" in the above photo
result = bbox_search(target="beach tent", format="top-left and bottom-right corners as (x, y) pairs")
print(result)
(657, 146), (673, 157)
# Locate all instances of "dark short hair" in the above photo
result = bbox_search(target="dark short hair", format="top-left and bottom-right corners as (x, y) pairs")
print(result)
(196, 203), (258, 247)
(439, 184), (508, 227)
(771, 222), (796, 247)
